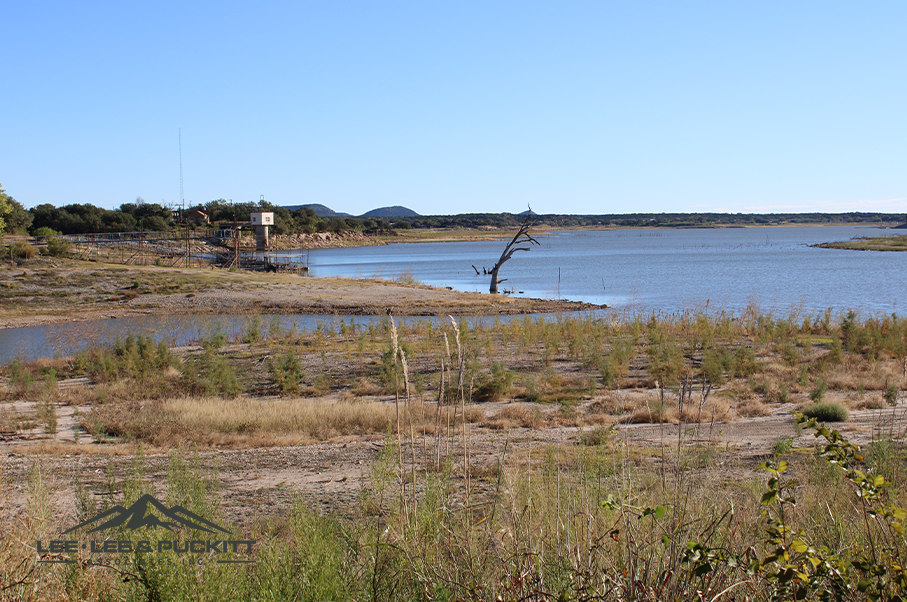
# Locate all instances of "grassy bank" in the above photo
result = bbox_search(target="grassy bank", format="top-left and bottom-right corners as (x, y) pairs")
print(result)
(814, 233), (907, 251)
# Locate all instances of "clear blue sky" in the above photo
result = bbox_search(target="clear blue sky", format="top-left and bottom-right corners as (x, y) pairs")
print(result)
(3, 1), (905, 216)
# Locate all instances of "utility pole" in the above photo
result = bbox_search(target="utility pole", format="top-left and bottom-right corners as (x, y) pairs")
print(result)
(233, 214), (240, 269)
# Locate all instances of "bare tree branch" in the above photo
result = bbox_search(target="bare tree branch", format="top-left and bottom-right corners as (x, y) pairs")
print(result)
(489, 212), (539, 294)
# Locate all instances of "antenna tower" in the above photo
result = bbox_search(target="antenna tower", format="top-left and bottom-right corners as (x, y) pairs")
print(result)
(179, 128), (184, 211)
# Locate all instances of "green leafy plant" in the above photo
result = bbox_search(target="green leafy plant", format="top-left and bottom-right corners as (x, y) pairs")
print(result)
(771, 436), (793, 456)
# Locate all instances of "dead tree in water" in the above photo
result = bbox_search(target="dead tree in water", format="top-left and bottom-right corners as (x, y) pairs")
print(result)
(489, 212), (539, 294)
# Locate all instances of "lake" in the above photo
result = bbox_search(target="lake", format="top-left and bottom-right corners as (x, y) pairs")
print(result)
(1, 225), (904, 364)
(306, 225), (905, 316)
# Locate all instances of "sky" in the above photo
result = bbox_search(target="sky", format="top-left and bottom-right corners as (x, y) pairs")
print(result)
(2, 1), (905, 216)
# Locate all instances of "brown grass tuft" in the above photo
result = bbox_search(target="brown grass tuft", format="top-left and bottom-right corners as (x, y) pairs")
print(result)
(735, 393), (771, 417)
(483, 404), (544, 430)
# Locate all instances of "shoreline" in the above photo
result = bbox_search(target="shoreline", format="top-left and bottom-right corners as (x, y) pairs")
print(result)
(0, 259), (606, 330)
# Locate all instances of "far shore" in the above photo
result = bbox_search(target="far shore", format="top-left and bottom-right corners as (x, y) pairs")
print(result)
(265, 221), (901, 249)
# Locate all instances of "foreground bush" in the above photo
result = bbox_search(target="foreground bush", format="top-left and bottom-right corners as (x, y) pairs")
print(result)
(801, 401), (850, 422)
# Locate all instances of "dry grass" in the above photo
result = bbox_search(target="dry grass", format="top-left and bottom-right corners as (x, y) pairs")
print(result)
(85, 395), (485, 448)
(852, 393), (887, 410)
(735, 392), (772, 417)
(483, 404), (546, 430)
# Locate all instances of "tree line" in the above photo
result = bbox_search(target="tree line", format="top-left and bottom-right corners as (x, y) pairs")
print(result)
(406, 211), (902, 229)
(0, 197), (397, 237)
(0, 187), (902, 238)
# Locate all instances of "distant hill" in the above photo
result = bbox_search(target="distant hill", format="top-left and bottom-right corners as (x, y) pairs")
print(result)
(282, 204), (352, 217)
(360, 206), (420, 218)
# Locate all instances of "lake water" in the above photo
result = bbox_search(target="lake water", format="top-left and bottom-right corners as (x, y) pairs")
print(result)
(307, 225), (905, 316)
(1, 225), (905, 364)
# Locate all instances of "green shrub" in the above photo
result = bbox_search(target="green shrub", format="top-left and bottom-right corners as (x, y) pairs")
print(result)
(200, 323), (228, 351)
(270, 348), (305, 395)
(32, 226), (61, 238)
(701, 347), (731, 386)
(884, 383), (899, 406)
(206, 356), (241, 397)
(242, 314), (263, 345)
(732, 345), (758, 377)
(37, 400), (57, 435)
(597, 355), (621, 389)
(474, 362), (514, 401)
(801, 401), (849, 422)
(7, 359), (36, 399)
(45, 236), (70, 257)
(181, 353), (241, 398)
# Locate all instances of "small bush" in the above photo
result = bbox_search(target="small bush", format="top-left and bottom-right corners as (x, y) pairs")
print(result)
(597, 355), (621, 389)
(771, 436), (793, 456)
(7, 359), (36, 399)
(474, 362), (514, 401)
(242, 315), (263, 345)
(206, 356), (241, 397)
(37, 400), (57, 435)
(579, 424), (614, 446)
(10, 241), (37, 259)
(884, 383), (899, 406)
(199, 323), (228, 351)
(270, 348), (305, 395)
(32, 227), (61, 238)
(801, 401), (849, 422)
(809, 379), (827, 402)
(732, 345), (758, 377)
(45, 236), (70, 257)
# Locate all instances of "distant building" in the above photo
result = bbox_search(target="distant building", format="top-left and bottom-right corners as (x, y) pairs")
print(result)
(187, 209), (209, 225)
(251, 212), (274, 250)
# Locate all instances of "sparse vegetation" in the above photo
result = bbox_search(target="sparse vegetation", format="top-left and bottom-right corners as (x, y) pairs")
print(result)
(3, 307), (906, 443)
(4, 408), (907, 600)
(4, 303), (907, 599)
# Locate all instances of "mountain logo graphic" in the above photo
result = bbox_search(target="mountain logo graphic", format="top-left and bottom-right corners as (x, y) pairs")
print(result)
(62, 494), (231, 535)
